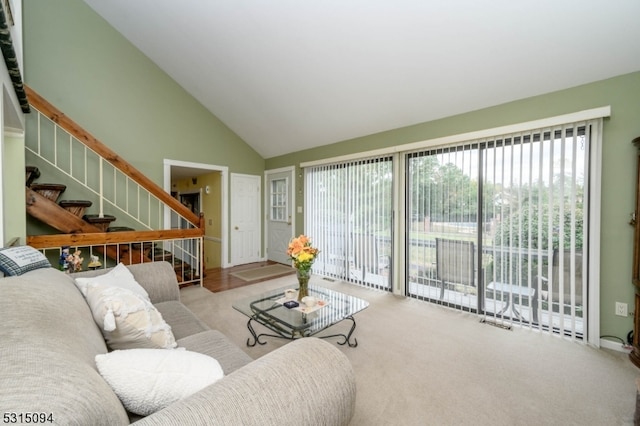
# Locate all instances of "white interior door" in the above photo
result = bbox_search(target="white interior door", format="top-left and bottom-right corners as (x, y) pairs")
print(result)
(266, 169), (294, 264)
(230, 173), (261, 265)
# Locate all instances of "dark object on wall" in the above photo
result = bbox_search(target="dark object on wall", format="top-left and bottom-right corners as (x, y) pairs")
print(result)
(0, 1), (29, 113)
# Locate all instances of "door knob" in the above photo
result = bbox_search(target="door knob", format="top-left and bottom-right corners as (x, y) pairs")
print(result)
(234, 226), (239, 230)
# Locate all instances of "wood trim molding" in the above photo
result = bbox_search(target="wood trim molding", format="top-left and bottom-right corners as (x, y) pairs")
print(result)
(27, 228), (203, 249)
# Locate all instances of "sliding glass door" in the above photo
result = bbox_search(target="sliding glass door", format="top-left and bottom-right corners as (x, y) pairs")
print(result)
(406, 143), (482, 311)
(481, 126), (588, 336)
(303, 116), (599, 340)
(306, 157), (393, 290)
(406, 123), (590, 337)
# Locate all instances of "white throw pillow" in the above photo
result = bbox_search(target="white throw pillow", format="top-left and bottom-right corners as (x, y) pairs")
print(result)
(96, 348), (224, 416)
(84, 283), (176, 350)
(75, 262), (150, 300)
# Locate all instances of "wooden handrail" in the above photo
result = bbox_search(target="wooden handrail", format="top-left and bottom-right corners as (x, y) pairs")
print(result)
(27, 228), (203, 249)
(24, 85), (200, 228)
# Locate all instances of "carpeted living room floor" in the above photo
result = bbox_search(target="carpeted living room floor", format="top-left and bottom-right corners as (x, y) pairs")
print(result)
(180, 274), (638, 425)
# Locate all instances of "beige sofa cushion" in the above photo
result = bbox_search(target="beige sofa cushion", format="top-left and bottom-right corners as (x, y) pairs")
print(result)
(0, 268), (129, 424)
(177, 330), (253, 375)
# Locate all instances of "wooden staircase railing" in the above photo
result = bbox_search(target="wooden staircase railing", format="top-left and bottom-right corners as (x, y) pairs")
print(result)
(24, 85), (201, 229)
(24, 86), (206, 283)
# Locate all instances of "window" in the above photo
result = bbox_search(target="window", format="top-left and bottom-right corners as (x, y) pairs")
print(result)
(270, 178), (288, 222)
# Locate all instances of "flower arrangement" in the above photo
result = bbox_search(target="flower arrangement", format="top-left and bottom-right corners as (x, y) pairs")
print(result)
(287, 234), (319, 273)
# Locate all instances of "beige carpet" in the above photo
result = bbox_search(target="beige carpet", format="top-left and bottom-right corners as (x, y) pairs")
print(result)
(181, 275), (638, 425)
(229, 264), (294, 282)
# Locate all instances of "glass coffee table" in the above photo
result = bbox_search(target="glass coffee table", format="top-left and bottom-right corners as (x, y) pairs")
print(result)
(232, 284), (369, 347)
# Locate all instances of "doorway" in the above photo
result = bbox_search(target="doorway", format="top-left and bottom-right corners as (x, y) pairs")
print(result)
(164, 159), (229, 268)
(265, 167), (295, 265)
(230, 173), (261, 265)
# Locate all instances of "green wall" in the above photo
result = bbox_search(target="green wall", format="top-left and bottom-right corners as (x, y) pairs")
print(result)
(22, 0), (264, 262)
(22, 0), (264, 183)
(21, 0), (640, 343)
(267, 71), (640, 344)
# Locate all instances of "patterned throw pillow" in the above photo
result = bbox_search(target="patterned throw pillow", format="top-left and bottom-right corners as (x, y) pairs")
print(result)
(84, 283), (176, 350)
(0, 246), (51, 276)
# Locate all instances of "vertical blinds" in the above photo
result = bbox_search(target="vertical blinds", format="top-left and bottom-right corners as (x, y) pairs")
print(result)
(405, 122), (590, 338)
(406, 143), (480, 311)
(304, 117), (598, 342)
(305, 156), (393, 290)
(482, 125), (588, 338)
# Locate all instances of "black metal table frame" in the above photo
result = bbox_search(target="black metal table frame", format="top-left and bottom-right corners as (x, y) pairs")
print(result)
(243, 294), (360, 347)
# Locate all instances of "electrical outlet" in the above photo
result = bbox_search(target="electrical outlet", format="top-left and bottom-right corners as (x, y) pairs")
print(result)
(615, 302), (628, 317)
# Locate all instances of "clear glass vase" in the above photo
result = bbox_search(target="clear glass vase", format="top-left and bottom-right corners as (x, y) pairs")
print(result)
(296, 268), (310, 301)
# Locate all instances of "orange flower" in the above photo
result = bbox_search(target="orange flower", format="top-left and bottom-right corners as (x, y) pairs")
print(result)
(287, 238), (304, 256)
(287, 234), (319, 272)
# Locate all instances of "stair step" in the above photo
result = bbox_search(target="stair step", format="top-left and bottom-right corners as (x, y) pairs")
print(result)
(107, 228), (150, 252)
(107, 226), (135, 232)
(58, 200), (92, 217)
(153, 248), (174, 262)
(30, 183), (66, 202)
(25, 188), (103, 234)
(138, 241), (154, 252)
(25, 166), (40, 186)
(118, 247), (151, 264)
(174, 264), (198, 282)
(118, 241), (153, 253)
(82, 214), (116, 232)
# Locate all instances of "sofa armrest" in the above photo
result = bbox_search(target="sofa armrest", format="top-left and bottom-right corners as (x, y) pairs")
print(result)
(135, 338), (356, 426)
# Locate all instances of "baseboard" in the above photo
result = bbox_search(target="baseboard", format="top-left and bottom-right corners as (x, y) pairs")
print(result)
(600, 338), (633, 353)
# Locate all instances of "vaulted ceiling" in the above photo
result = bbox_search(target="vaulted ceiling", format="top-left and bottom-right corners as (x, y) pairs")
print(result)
(83, 0), (640, 159)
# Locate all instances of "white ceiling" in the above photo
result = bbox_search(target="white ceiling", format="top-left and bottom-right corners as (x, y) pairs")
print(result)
(83, 0), (640, 159)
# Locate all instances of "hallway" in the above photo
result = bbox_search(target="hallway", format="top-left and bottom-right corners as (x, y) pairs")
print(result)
(201, 261), (293, 292)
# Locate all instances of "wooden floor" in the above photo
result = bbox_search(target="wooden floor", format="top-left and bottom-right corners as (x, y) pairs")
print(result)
(200, 260), (294, 293)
